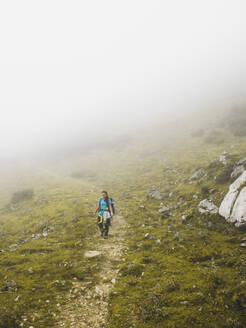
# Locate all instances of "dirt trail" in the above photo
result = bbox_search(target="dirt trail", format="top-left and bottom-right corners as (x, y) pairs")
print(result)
(56, 215), (126, 328)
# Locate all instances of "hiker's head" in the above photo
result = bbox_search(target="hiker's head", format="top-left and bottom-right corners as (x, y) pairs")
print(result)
(101, 190), (108, 199)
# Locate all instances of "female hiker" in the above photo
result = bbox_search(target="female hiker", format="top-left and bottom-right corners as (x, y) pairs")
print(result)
(95, 190), (114, 239)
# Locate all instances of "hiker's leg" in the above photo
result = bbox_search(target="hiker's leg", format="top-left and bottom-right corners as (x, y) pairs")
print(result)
(104, 218), (111, 237)
(97, 216), (104, 236)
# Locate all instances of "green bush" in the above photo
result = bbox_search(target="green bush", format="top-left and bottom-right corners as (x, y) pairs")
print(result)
(204, 130), (225, 145)
(191, 129), (204, 137)
(11, 189), (34, 203)
(222, 107), (246, 136)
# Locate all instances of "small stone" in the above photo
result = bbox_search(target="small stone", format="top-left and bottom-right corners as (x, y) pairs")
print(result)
(158, 206), (169, 214)
(28, 267), (34, 274)
(198, 199), (218, 214)
(84, 251), (101, 258)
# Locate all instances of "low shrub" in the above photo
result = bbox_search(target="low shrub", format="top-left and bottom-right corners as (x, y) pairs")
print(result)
(11, 189), (34, 203)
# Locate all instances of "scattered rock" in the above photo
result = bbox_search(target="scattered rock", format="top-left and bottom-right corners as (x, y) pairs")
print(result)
(84, 251), (101, 258)
(31, 233), (41, 239)
(190, 168), (205, 180)
(238, 156), (246, 166)
(179, 215), (187, 223)
(148, 186), (163, 200)
(9, 243), (18, 249)
(123, 192), (131, 199)
(158, 206), (170, 214)
(36, 195), (48, 204)
(28, 267), (34, 274)
(219, 154), (227, 165)
(5, 280), (16, 290)
(198, 199), (218, 214)
(144, 233), (150, 239)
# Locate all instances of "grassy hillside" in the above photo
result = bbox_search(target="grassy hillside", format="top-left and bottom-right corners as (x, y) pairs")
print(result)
(1, 109), (246, 327)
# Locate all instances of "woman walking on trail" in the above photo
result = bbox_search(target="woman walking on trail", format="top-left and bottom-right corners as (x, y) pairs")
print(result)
(95, 191), (114, 239)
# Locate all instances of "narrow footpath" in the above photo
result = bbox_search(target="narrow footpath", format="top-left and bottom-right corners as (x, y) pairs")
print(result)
(56, 215), (126, 328)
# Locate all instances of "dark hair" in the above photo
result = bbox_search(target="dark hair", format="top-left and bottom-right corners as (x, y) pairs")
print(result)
(101, 190), (109, 203)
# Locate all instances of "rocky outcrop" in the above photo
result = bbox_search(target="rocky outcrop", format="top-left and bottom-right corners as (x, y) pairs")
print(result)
(219, 171), (246, 228)
(198, 199), (218, 214)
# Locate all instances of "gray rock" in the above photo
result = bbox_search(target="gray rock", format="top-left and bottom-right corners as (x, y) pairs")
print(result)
(158, 206), (170, 214)
(123, 192), (131, 199)
(238, 156), (246, 166)
(36, 195), (48, 204)
(28, 267), (34, 274)
(190, 168), (205, 180)
(144, 233), (150, 239)
(9, 243), (18, 248)
(5, 280), (16, 290)
(31, 233), (41, 239)
(198, 199), (218, 214)
(231, 165), (245, 180)
(219, 171), (246, 227)
(219, 155), (227, 165)
(179, 215), (186, 223)
(84, 250), (101, 258)
(148, 187), (163, 200)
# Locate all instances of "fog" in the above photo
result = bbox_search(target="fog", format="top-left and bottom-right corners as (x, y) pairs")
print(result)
(0, 0), (246, 159)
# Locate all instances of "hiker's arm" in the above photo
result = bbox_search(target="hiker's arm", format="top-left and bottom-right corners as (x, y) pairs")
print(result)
(109, 204), (113, 217)
(95, 204), (99, 215)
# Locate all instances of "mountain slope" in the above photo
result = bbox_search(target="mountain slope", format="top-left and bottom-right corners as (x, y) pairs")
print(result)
(1, 109), (246, 327)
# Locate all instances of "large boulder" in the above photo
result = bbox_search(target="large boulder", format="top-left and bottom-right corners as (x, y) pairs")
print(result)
(219, 171), (246, 228)
(198, 199), (218, 214)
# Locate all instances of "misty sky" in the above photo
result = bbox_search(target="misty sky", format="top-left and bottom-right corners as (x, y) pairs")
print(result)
(0, 0), (246, 157)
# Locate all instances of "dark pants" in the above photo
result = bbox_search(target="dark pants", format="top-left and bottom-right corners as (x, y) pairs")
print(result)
(97, 215), (111, 236)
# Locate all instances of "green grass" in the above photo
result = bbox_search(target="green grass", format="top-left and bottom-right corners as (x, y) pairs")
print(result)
(1, 112), (246, 327)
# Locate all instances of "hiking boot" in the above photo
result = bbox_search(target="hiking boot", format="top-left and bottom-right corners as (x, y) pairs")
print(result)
(104, 234), (108, 239)
(100, 232), (104, 238)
